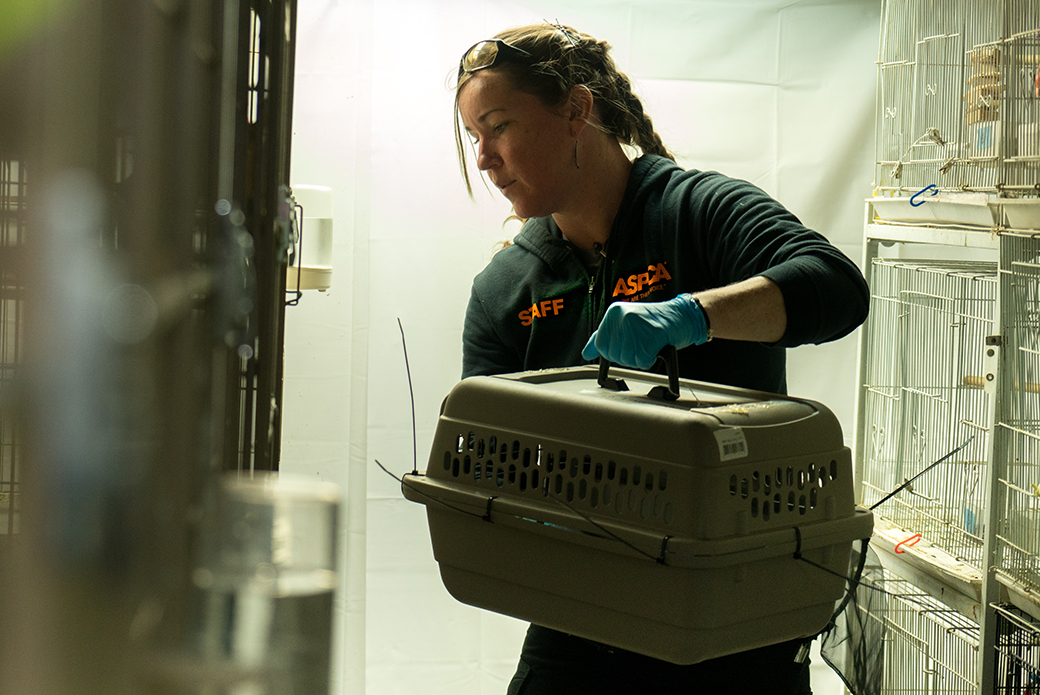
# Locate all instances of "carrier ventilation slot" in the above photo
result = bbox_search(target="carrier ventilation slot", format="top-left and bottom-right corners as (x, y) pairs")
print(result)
(443, 432), (675, 525)
(727, 461), (837, 522)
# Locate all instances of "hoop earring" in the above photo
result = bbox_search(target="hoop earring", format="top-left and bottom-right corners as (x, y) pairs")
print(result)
(573, 138), (580, 169)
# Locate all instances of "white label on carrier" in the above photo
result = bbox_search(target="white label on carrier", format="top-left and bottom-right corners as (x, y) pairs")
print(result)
(715, 428), (749, 461)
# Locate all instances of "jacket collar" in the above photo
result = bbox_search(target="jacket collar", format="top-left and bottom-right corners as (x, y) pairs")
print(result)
(512, 216), (573, 271)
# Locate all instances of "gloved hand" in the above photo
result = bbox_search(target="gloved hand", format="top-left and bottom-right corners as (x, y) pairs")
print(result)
(581, 294), (710, 370)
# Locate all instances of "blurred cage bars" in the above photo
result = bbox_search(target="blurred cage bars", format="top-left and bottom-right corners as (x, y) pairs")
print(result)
(0, 0), (298, 693)
(861, 258), (996, 567)
(875, 0), (1040, 197)
(224, 0), (297, 475)
(0, 158), (24, 535)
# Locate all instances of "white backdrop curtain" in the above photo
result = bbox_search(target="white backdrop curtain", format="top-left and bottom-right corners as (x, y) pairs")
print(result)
(280, 1), (882, 693)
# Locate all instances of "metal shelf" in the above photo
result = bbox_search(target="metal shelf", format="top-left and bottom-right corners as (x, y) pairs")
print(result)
(872, 518), (984, 624)
(866, 221), (1000, 250)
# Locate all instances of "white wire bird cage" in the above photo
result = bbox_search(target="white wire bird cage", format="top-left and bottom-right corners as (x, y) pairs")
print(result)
(863, 3), (1040, 693)
(874, 0), (1040, 230)
(861, 259), (997, 567)
(996, 235), (1040, 597)
(862, 570), (980, 694)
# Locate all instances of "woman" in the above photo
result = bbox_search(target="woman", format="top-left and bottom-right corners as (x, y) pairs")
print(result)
(455, 23), (869, 695)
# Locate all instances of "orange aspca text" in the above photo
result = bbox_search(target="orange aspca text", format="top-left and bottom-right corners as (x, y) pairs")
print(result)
(612, 262), (672, 298)
(519, 297), (565, 327)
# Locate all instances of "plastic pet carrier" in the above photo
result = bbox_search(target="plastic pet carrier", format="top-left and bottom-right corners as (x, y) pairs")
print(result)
(403, 355), (873, 665)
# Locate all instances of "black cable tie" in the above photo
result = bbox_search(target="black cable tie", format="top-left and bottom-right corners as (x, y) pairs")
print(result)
(793, 526), (803, 560)
(482, 496), (496, 522)
(657, 535), (671, 565)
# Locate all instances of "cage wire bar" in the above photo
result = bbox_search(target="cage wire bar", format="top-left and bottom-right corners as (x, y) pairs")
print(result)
(0, 1), (299, 693)
(0, 155), (25, 538)
(1003, 1), (1040, 189)
(861, 259), (996, 567)
(223, 0), (296, 475)
(993, 604), (1040, 693)
(996, 234), (1040, 601)
(860, 570), (980, 694)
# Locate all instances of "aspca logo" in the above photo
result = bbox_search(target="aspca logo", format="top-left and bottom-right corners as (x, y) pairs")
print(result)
(519, 297), (565, 327)
(612, 262), (672, 299)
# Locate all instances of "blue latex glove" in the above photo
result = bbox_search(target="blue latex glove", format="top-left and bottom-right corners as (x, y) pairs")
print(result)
(581, 294), (710, 370)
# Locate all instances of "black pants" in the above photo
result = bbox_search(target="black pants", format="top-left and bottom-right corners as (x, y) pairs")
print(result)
(506, 625), (813, 695)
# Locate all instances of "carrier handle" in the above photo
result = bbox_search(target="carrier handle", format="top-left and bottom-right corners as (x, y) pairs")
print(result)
(597, 345), (680, 401)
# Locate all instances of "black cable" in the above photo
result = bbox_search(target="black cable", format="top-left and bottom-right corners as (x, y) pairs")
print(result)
(869, 434), (976, 511)
(376, 459), (492, 522)
(542, 492), (663, 563)
(378, 458), (661, 562)
(397, 318), (418, 475)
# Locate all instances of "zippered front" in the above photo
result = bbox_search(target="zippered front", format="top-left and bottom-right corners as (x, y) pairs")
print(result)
(586, 255), (614, 340)
(599, 256), (614, 321)
(585, 271), (598, 338)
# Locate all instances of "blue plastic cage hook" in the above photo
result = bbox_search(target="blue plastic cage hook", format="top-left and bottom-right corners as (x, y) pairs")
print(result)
(910, 184), (938, 207)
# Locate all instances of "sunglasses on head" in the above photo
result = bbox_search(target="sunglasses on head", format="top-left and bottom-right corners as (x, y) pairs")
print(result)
(458, 39), (533, 78)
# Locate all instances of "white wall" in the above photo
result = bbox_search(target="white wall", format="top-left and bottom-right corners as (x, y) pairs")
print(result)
(281, 1), (881, 693)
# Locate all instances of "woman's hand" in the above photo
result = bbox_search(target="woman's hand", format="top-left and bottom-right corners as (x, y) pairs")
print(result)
(580, 276), (787, 370)
(581, 294), (709, 369)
